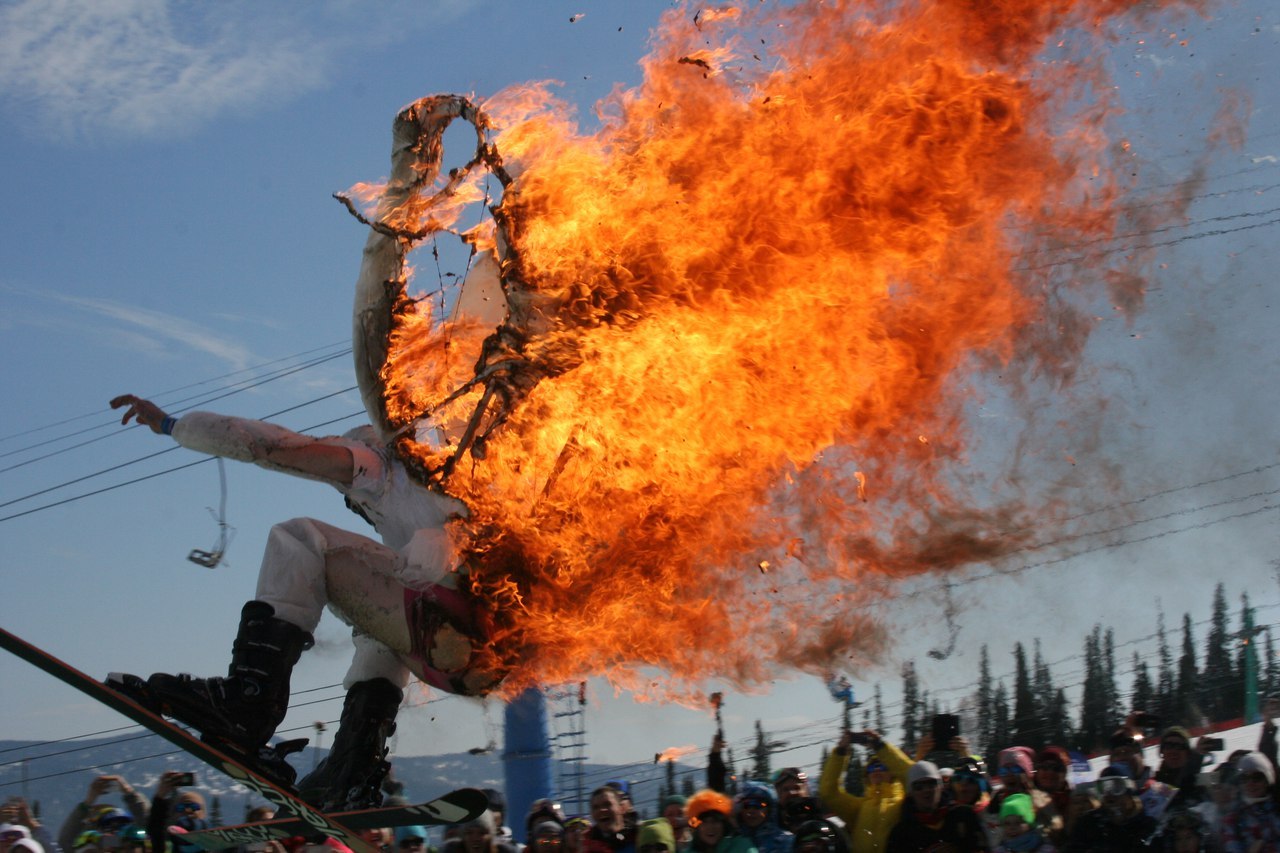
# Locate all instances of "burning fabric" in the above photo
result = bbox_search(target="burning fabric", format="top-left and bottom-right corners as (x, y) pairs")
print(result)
(343, 1), (1213, 694)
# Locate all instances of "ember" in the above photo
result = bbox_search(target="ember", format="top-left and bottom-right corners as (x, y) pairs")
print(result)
(345, 1), (1207, 695)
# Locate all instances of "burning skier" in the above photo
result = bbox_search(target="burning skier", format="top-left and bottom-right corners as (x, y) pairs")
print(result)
(107, 389), (504, 809)
(105, 101), (513, 812)
(106, 0), (1218, 813)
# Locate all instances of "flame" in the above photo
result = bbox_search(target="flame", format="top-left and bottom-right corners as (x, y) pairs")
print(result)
(364, 0), (1207, 695)
(655, 744), (700, 764)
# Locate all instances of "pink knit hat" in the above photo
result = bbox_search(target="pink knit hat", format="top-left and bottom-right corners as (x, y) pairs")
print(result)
(998, 746), (1035, 777)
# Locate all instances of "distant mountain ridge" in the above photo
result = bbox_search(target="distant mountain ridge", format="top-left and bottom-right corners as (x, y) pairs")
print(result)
(0, 736), (622, 830)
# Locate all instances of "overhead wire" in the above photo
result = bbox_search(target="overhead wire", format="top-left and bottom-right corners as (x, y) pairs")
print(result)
(0, 340), (351, 446)
(0, 348), (353, 470)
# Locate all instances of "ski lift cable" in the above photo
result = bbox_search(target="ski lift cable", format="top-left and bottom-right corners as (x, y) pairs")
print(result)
(0, 350), (353, 471)
(0, 339), (351, 445)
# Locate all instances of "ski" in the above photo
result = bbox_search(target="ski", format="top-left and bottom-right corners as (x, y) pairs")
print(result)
(173, 790), (490, 851)
(0, 626), (383, 853)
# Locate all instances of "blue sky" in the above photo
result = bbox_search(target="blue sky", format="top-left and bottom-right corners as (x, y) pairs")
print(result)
(2, 0), (1279, 806)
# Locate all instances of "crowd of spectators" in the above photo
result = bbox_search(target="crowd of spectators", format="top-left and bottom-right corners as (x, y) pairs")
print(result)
(6, 712), (1280, 853)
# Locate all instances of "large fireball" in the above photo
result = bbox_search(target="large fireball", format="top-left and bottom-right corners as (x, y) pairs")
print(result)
(346, 0), (1209, 695)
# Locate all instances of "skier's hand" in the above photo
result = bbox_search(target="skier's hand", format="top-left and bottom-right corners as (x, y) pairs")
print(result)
(950, 736), (970, 755)
(110, 395), (169, 434)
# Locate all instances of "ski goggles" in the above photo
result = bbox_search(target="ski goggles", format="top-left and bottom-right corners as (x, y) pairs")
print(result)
(739, 799), (769, 811)
(773, 768), (807, 786)
(1096, 777), (1133, 796)
(2, 830), (27, 844)
(174, 802), (203, 814)
(998, 765), (1026, 777)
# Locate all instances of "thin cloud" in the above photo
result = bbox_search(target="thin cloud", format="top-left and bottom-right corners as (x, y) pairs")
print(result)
(44, 291), (259, 370)
(0, 0), (329, 140)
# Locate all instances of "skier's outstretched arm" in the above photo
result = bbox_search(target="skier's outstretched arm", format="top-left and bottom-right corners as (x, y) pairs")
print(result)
(110, 394), (358, 488)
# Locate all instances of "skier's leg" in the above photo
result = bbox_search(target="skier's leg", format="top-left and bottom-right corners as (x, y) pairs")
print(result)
(292, 535), (414, 810)
(106, 517), (346, 776)
(294, 530), (500, 810)
(106, 598), (313, 782)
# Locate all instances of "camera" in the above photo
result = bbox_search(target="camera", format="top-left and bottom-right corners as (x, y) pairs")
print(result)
(1132, 712), (1160, 728)
(848, 732), (874, 746)
(1200, 737), (1225, 752)
(931, 714), (960, 746)
(172, 772), (196, 787)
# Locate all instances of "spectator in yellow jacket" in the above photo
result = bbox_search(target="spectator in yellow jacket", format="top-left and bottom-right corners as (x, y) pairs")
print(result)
(818, 730), (913, 853)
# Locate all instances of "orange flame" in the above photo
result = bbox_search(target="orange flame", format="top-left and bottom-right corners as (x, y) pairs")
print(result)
(655, 744), (700, 764)
(367, 0), (1205, 695)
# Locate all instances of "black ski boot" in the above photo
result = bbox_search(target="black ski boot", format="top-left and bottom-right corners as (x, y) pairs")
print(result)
(107, 601), (313, 782)
(296, 677), (403, 811)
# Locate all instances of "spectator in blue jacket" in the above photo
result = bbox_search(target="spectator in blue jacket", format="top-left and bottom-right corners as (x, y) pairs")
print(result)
(733, 783), (792, 853)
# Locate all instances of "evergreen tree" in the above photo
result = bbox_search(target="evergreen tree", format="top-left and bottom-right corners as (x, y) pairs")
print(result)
(1131, 651), (1155, 716)
(1046, 688), (1071, 747)
(1175, 612), (1202, 727)
(1156, 605), (1176, 724)
(1033, 639), (1057, 744)
(1233, 591), (1255, 721)
(902, 661), (921, 754)
(991, 680), (1012, 759)
(1078, 625), (1110, 752)
(976, 644), (994, 757)
(1104, 627), (1121, 725)
(681, 775), (695, 797)
(845, 744), (866, 797)
(727, 748), (739, 795)
(661, 758), (677, 804)
(1012, 642), (1039, 747)
(1265, 629), (1280, 703)
(1202, 583), (1234, 722)
(875, 683), (886, 734)
(751, 720), (772, 781)
(211, 796), (223, 827)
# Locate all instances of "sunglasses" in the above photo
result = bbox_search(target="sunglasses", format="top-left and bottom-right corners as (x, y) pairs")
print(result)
(174, 802), (202, 813)
(400, 842), (426, 849)
(998, 766), (1026, 776)
(1241, 772), (1270, 784)
(911, 779), (939, 791)
(535, 840), (562, 848)
(1161, 742), (1189, 751)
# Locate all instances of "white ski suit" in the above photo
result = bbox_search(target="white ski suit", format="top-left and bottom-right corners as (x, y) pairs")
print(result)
(170, 412), (497, 697)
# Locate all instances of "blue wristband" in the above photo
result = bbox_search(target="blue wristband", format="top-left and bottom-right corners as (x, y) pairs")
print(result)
(161, 416), (177, 435)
